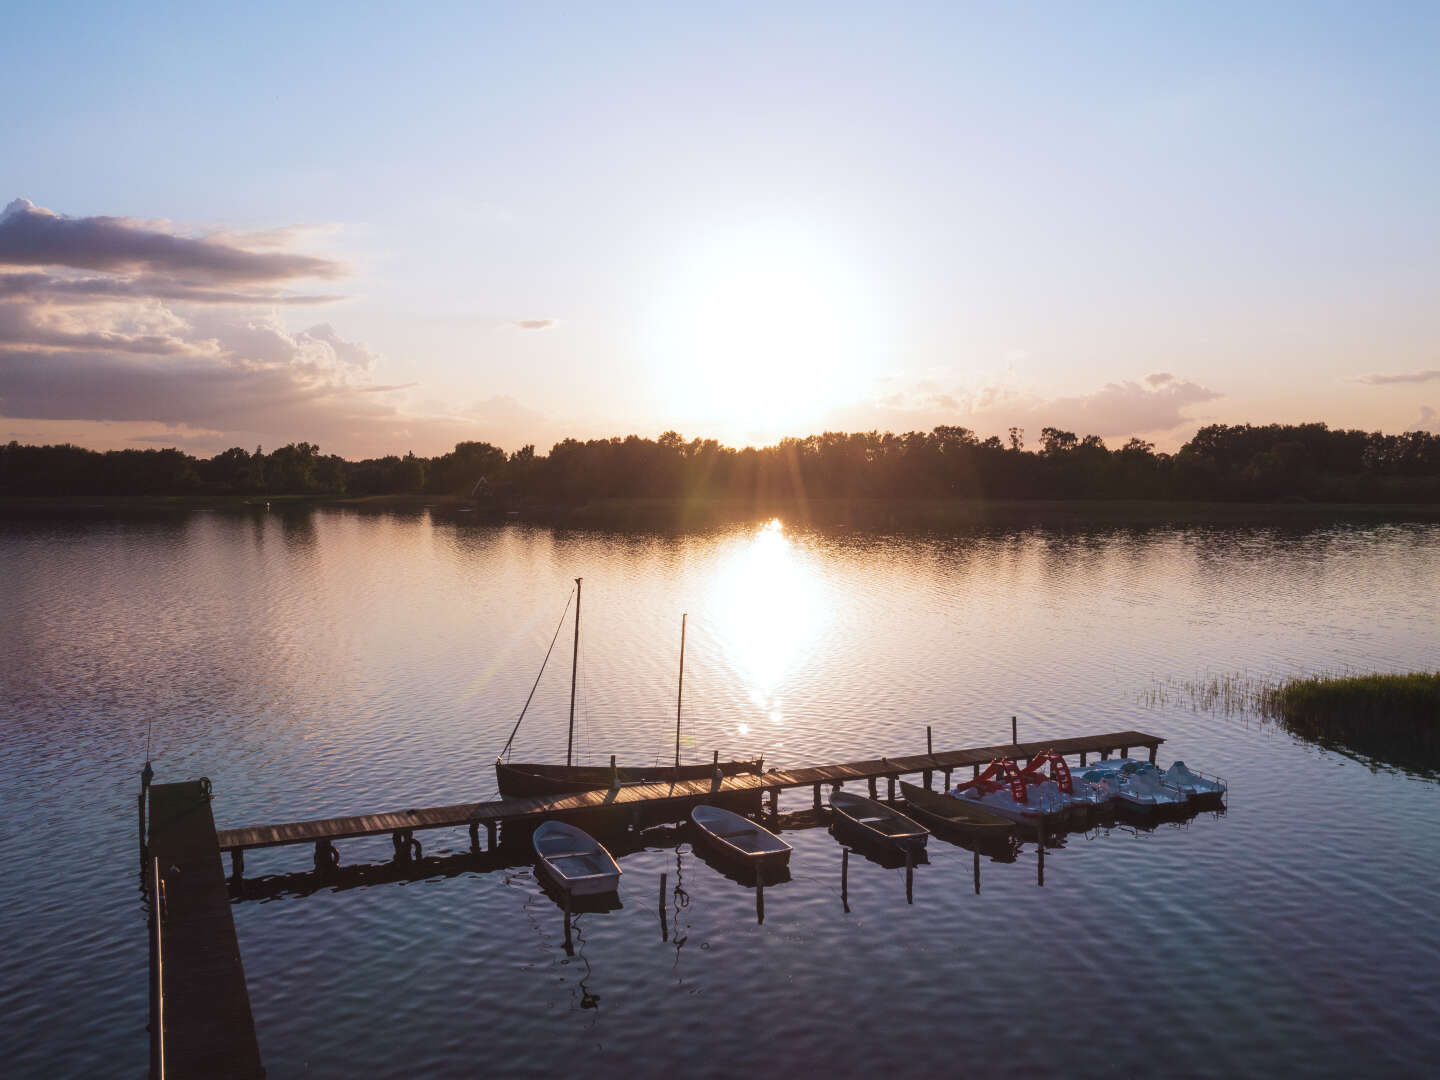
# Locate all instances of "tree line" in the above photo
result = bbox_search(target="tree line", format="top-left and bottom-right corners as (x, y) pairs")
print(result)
(4, 422), (1440, 503)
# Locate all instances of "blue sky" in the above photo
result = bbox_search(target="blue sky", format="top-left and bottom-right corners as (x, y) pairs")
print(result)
(3, 2), (1438, 455)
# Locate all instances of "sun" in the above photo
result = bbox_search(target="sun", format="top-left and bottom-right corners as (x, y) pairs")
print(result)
(640, 221), (886, 440)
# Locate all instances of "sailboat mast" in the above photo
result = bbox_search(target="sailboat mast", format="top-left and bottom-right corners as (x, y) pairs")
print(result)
(567, 576), (581, 767)
(675, 612), (687, 768)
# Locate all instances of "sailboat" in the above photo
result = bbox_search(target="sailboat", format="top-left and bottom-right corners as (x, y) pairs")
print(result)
(495, 579), (764, 797)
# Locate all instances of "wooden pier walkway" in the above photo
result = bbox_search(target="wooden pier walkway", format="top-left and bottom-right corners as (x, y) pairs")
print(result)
(148, 781), (265, 1079)
(216, 730), (1161, 871)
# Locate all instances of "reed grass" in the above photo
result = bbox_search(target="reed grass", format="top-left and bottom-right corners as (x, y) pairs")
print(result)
(1149, 670), (1440, 773)
(1256, 672), (1440, 771)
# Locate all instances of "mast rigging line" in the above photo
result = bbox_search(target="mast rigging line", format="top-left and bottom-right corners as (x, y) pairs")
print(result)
(497, 584), (577, 762)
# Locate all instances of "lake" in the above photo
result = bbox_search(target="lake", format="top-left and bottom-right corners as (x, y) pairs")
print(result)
(2, 506), (1438, 1077)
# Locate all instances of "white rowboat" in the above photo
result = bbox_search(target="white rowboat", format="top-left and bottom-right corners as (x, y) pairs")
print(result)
(532, 820), (622, 896)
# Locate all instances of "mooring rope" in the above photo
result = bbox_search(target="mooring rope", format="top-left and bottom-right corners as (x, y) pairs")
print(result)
(498, 585), (576, 761)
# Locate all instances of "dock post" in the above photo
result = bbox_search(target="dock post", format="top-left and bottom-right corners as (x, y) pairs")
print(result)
(229, 848), (244, 887)
(1121, 746), (1129, 759)
(563, 892), (573, 955)
(841, 848), (849, 911)
(660, 872), (668, 942)
(486, 821), (497, 852)
(905, 849), (914, 905)
(1148, 744), (1157, 764)
(922, 769), (932, 791)
(1080, 751), (1087, 767)
(1012, 716), (1017, 746)
(610, 754), (619, 789)
(943, 768), (952, 790)
(768, 787), (779, 822)
(1101, 748), (1111, 761)
(973, 764), (980, 781)
(868, 776), (877, 799)
(813, 783), (822, 811)
(314, 839), (338, 874)
(887, 775), (895, 803)
(469, 821), (480, 854)
(138, 791), (147, 872)
(927, 725), (933, 756)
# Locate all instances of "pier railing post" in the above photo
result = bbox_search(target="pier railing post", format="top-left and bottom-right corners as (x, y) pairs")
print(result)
(1012, 715), (1017, 746)
(813, 783), (822, 811)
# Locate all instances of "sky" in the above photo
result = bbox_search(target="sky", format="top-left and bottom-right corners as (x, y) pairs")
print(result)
(2, 1), (1438, 458)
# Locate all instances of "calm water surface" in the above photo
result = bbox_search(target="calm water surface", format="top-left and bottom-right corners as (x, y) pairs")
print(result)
(2, 508), (1438, 1077)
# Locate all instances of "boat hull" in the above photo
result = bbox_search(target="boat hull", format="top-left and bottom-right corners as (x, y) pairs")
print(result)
(898, 781), (1017, 839)
(690, 805), (791, 871)
(532, 821), (622, 897)
(829, 791), (929, 853)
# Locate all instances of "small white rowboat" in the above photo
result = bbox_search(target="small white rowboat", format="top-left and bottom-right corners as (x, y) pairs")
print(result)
(532, 820), (622, 896)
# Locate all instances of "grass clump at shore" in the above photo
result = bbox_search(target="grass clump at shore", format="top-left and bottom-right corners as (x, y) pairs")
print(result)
(1257, 672), (1440, 772)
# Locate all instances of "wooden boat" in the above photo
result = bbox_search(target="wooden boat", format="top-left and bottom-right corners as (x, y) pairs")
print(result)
(497, 757), (765, 797)
(829, 790), (929, 852)
(690, 805), (791, 870)
(899, 781), (1017, 840)
(496, 579), (762, 796)
(532, 821), (622, 896)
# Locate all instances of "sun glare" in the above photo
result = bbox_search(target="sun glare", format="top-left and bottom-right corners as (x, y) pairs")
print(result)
(707, 519), (826, 727)
(641, 223), (885, 439)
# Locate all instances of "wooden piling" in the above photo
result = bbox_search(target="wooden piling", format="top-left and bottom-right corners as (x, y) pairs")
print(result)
(138, 790), (147, 871)
(886, 775), (896, 802)
(926, 725), (933, 756)
(868, 776), (878, 798)
(1148, 745), (1157, 764)
(1011, 715), (1018, 745)
(813, 782), (822, 810)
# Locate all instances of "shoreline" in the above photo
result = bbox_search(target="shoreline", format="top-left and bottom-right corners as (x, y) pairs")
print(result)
(4, 493), (1440, 529)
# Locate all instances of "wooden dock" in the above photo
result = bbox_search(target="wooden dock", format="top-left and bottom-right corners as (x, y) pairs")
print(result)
(148, 781), (265, 1079)
(216, 730), (1161, 873)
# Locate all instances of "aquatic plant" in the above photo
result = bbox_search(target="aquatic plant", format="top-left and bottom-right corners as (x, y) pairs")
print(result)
(1256, 672), (1440, 772)
(1147, 670), (1440, 773)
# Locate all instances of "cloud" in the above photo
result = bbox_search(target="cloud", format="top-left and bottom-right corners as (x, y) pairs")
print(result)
(1354, 369), (1440, 385)
(1415, 406), (1439, 433)
(0, 270), (341, 305)
(0, 198), (345, 283)
(512, 319), (557, 331)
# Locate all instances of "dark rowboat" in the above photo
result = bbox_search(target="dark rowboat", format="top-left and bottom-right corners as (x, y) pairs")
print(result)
(829, 790), (929, 852)
(899, 781), (1017, 840)
(496, 757), (764, 797)
(690, 805), (791, 871)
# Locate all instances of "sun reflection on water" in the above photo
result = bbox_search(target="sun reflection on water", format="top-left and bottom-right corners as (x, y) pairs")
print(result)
(706, 519), (827, 738)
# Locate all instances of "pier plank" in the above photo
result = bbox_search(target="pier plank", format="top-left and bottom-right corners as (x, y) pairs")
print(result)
(148, 781), (264, 1079)
(216, 730), (1160, 854)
